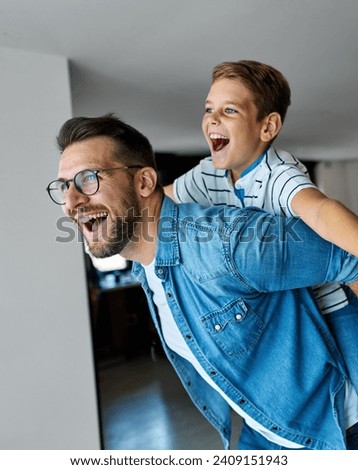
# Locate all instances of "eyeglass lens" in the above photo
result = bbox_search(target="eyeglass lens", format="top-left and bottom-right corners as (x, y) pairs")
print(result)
(76, 170), (99, 195)
(47, 170), (99, 205)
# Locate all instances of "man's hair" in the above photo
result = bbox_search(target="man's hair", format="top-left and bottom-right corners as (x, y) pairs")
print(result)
(212, 60), (291, 123)
(57, 113), (158, 170)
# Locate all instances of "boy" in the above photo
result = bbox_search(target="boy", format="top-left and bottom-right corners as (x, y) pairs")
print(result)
(165, 60), (358, 393)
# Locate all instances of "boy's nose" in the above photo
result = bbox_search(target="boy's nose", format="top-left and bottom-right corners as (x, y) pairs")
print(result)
(210, 111), (220, 125)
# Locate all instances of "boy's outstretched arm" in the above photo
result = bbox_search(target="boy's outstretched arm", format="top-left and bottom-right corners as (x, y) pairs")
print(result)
(291, 187), (358, 257)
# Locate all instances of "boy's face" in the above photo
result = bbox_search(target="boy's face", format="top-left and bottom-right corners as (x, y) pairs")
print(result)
(202, 78), (268, 180)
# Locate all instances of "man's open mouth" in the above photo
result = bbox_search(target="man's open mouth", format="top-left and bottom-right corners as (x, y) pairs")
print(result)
(79, 212), (108, 233)
(209, 133), (230, 152)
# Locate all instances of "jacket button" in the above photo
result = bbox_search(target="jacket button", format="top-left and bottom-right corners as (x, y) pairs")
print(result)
(167, 292), (172, 298)
(235, 314), (243, 321)
(157, 268), (164, 275)
(305, 438), (312, 445)
(214, 324), (222, 331)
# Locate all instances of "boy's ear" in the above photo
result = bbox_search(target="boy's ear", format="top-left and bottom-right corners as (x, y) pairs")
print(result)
(260, 112), (282, 142)
(135, 167), (158, 197)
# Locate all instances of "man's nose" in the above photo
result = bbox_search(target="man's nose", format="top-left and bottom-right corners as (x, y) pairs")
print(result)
(63, 183), (90, 212)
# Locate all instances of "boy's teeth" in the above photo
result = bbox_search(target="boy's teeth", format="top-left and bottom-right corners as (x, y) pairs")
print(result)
(210, 133), (227, 140)
(209, 133), (229, 151)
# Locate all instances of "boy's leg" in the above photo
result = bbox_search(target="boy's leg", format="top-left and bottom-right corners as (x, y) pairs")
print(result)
(326, 287), (358, 394)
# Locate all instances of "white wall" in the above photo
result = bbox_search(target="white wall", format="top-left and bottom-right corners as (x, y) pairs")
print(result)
(0, 46), (100, 449)
(315, 160), (358, 214)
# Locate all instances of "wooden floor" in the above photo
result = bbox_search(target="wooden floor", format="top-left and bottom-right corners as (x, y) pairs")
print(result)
(96, 353), (242, 450)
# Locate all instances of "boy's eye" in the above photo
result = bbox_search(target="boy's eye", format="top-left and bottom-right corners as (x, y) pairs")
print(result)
(204, 106), (238, 115)
(225, 107), (237, 114)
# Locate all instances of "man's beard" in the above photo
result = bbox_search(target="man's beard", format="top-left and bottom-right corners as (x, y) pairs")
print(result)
(84, 195), (141, 259)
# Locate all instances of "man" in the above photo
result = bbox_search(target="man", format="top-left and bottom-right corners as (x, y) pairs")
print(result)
(47, 114), (358, 450)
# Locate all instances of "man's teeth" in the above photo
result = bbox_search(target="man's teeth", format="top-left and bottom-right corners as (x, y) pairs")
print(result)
(79, 212), (108, 232)
(80, 212), (108, 224)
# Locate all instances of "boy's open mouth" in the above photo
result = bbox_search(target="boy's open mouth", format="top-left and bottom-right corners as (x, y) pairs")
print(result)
(209, 133), (230, 152)
(79, 212), (108, 233)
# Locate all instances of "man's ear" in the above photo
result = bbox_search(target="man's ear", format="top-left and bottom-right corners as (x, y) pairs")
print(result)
(135, 167), (158, 197)
(260, 112), (282, 143)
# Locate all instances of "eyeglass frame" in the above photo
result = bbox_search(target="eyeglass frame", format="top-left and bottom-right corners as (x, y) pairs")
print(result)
(46, 165), (144, 205)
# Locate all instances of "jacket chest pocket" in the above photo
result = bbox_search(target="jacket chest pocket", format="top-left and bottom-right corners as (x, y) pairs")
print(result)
(201, 298), (264, 356)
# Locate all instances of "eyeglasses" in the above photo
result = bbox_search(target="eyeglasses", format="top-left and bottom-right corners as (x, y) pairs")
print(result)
(46, 166), (143, 205)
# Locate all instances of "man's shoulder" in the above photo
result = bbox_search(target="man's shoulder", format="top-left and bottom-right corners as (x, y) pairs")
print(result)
(176, 199), (267, 227)
(162, 194), (270, 228)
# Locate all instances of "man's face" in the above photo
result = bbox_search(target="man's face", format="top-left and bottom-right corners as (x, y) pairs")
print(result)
(58, 136), (141, 258)
(202, 78), (267, 180)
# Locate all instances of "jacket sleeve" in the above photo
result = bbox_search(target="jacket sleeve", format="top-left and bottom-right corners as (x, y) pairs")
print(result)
(229, 209), (358, 292)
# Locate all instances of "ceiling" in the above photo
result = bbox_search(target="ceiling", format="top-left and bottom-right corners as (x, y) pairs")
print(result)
(1, 0), (358, 161)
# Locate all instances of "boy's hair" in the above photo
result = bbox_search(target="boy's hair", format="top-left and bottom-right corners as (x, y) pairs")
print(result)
(57, 113), (158, 170)
(212, 60), (291, 123)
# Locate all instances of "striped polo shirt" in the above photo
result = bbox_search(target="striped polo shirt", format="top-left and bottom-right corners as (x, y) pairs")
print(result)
(174, 146), (315, 216)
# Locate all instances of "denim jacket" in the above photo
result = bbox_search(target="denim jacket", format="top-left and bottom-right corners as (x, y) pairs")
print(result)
(132, 197), (358, 449)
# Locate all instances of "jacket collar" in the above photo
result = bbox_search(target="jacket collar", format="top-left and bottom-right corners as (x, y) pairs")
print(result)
(132, 196), (180, 279)
(155, 196), (181, 267)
